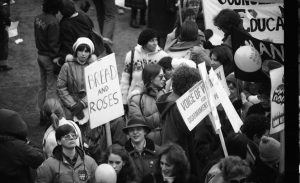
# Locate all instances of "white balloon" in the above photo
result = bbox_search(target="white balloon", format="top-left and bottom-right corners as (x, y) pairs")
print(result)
(234, 46), (262, 72)
(95, 164), (117, 183)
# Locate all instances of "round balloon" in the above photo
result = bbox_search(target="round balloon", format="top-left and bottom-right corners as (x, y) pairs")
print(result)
(234, 46), (262, 72)
(95, 164), (117, 183)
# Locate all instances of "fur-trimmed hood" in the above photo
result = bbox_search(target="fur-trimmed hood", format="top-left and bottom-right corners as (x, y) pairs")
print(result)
(65, 54), (98, 65)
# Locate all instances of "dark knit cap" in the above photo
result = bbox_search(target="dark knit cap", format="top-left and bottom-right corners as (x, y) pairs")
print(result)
(0, 109), (28, 140)
(55, 124), (76, 140)
(138, 29), (157, 46)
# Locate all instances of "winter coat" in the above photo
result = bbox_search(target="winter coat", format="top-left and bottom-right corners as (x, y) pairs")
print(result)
(248, 157), (279, 183)
(128, 86), (164, 145)
(0, 135), (45, 183)
(141, 172), (199, 183)
(120, 45), (168, 105)
(36, 146), (98, 183)
(57, 54), (97, 111)
(165, 38), (211, 67)
(124, 138), (161, 182)
(0, 108), (44, 183)
(34, 13), (60, 59)
(125, 0), (146, 9)
(43, 117), (83, 158)
(147, 0), (177, 38)
(59, 12), (94, 61)
(156, 92), (199, 176)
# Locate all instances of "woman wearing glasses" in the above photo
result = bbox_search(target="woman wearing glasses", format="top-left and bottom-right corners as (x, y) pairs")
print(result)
(128, 64), (166, 145)
(36, 124), (98, 183)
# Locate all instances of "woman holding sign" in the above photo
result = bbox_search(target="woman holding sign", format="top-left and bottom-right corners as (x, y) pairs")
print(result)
(128, 64), (166, 145)
(57, 37), (106, 163)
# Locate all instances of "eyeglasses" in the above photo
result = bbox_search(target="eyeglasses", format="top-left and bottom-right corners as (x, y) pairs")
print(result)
(229, 177), (246, 183)
(62, 133), (78, 140)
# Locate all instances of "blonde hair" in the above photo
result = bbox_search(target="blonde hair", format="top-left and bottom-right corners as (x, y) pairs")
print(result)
(42, 98), (65, 128)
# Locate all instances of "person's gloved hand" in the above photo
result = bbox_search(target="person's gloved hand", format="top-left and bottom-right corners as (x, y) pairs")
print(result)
(71, 102), (85, 116)
(76, 110), (85, 120)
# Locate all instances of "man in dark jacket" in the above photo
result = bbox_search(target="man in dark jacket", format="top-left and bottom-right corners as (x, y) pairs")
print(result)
(156, 65), (202, 177)
(34, 0), (61, 125)
(147, 0), (178, 48)
(0, 109), (44, 183)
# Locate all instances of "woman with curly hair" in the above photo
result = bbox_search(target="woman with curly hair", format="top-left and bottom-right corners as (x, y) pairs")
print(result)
(209, 45), (234, 77)
(102, 144), (139, 183)
(141, 142), (198, 183)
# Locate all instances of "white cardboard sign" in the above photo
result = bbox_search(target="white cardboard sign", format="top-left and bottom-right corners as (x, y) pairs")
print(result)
(176, 81), (211, 131)
(84, 53), (124, 129)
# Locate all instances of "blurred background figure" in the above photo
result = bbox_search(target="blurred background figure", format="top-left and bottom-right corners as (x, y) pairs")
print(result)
(0, 109), (44, 183)
(95, 163), (117, 183)
(125, 0), (146, 28)
(0, 0), (12, 71)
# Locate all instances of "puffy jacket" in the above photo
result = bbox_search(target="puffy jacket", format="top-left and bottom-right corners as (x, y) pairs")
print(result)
(128, 87), (164, 145)
(36, 146), (98, 183)
(120, 45), (168, 105)
(125, 138), (161, 182)
(57, 54), (97, 110)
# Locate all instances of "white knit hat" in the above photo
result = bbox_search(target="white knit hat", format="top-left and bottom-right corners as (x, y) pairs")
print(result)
(72, 37), (95, 54)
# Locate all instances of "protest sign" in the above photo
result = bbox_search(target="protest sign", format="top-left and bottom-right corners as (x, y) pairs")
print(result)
(202, 0), (284, 45)
(269, 66), (284, 134)
(176, 81), (211, 131)
(8, 21), (19, 38)
(214, 65), (230, 96)
(209, 69), (243, 132)
(231, 27), (284, 82)
(85, 53), (124, 129)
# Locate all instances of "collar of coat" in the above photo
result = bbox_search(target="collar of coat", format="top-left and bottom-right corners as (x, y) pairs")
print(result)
(52, 145), (85, 162)
(125, 138), (156, 155)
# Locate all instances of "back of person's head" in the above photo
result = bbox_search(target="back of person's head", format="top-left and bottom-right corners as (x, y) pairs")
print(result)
(180, 20), (198, 42)
(142, 64), (162, 87)
(55, 124), (76, 141)
(59, 0), (76, 17)
(43, 98), (65, 128)
(259, 136), (280, 167)
(95, 164), (117, 183)
(172, 65), (201, 96)
(241, 114), (270, 142)
(213, 9), (242, 33)
(210, 45), (233, 66)
(0, 109), (28, 140)
(159, 143), (190, 180)
(42, 0), (61, 14)
(225, 133), (251, 159)
(183, 8), (196, 22)
(158, 56), (173, 73)
(219, 156), (251, 182)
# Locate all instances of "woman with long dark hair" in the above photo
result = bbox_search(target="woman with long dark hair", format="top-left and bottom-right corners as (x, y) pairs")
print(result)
(102, 144), (139, 183)
(128, 64), (166, 145)
(141, 142), (198, 183)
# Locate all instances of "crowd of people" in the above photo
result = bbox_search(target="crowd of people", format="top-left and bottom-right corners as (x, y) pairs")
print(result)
(0, 0), (285, 183)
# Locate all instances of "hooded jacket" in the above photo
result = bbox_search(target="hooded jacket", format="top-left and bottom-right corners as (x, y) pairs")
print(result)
(36, 146), (97, 183)
(120, 45), (168, 105)
(0, 109), (44, 183)
(57, 54), (97, 110)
